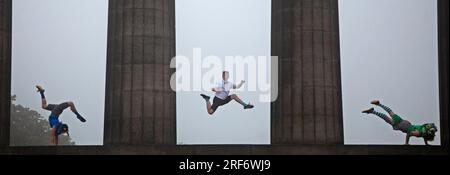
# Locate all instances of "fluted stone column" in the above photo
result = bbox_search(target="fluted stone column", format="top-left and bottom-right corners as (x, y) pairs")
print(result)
(0, 0), (12, 147)
(271, 0), (343, 145)
(104, 0), (175, 146)
(438, 0), (449, 147)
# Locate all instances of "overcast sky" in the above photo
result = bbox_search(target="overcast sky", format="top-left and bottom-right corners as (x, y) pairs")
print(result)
(11, 0), (108, 145)
(339, 0), (440, 145)
(11, 0), (440, 146)
(176, 0), (272, 145)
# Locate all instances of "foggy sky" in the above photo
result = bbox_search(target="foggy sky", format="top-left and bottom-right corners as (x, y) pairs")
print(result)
(175, 0), (272, 144)
(11, 0), (108, 145)
(339, 0), (441, 145)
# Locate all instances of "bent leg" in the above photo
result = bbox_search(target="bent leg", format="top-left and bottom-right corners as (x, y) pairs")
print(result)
(230, 94), (253, 109)
(41, 98), (48, 109)
(230, 94), (247, 106)
(67, 101), (86, 122)
(201, 94), (214, 115)
(206, 100), (215, 115)
(36, 85), (49, 109)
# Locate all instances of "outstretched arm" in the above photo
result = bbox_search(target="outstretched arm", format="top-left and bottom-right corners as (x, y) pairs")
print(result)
(405, 134), (411, 145)
(212, 87), (223, 92)
(51, 128), (58, 145)
(234, 80), (245, 89)
(405, 131), (421, 145)
(424, 139), (429, 146)
(212, 82), (226, 92)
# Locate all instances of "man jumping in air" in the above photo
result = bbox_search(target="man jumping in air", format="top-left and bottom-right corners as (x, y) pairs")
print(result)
(200, 71), (254, 115)
(362, 100), (438, 145)
(36, 85), (86, 145)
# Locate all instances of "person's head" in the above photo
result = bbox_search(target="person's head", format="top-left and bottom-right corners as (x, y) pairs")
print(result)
(222, 71), (229, 81)
(56, 123), (69, 136)
(422, 123), (437, 141)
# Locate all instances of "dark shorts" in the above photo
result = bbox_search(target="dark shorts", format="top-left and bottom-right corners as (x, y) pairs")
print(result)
(44, 102), (70, 116)
(211, 96), (232, 112)
(392, 114), (412, 133)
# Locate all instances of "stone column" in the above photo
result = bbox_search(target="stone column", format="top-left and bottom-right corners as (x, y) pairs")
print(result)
(104, 0), (176, 146)
(271, 0), (343, 145)
(0, 0), (12, 147)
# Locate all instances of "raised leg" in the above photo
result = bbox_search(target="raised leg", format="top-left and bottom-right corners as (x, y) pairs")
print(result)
(67, 101), (86, 122)
(372, 100), (396, 117)
(230, 94), (254, 109)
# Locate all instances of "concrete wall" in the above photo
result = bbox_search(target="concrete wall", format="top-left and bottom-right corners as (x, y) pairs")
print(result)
(271, 0), (343, 145)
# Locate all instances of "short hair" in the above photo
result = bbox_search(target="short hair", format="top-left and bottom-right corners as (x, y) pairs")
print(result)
(222, 71), (229, 76)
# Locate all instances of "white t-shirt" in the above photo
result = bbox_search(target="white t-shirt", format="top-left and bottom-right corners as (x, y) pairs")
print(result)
(214, 80), (236, 100)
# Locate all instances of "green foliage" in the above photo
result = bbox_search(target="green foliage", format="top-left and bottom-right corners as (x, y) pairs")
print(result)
(10, 95), (75, 146)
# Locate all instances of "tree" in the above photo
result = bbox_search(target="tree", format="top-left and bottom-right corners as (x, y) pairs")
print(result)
(10, 95), (75, 146)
